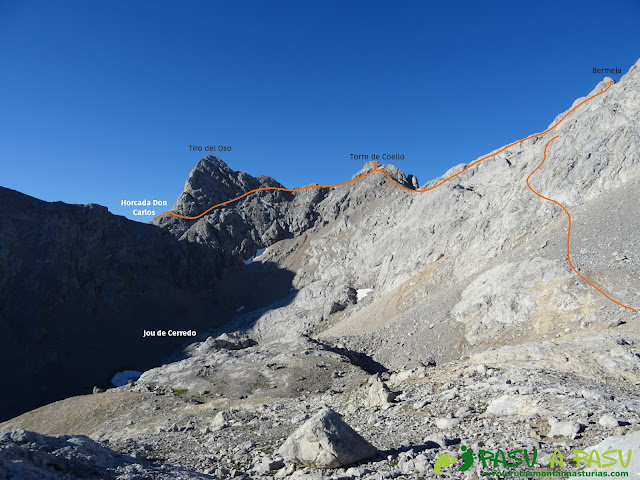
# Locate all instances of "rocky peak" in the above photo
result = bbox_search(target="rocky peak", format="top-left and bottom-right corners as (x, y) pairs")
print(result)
(154, 153), (420, 265)
(352, 161), (416, 189)
(189, 155), (284, 192)
(169, 156), (285, 221)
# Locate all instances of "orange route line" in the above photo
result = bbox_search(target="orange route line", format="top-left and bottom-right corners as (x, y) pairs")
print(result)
(155, 167), (385, 220)
(376, 80), (613, 192)
(157, 80), (613, 221)
(155, 79), (634, 311)
(527, 136), (635, 312)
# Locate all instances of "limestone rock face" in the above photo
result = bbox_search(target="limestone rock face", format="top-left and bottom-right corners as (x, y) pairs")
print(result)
(152, 155), (330, 261)
(0, 187), (230, 421)
(152, 155), (418, 264)
(278, 408), (377, 468)
(189, 60), (640, 369)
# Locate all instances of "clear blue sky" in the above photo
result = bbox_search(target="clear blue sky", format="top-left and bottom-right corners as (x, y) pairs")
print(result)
(2, 0), (639, 220)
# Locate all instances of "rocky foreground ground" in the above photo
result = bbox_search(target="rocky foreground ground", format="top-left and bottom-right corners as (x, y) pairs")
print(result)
(2, 328), (640, 479)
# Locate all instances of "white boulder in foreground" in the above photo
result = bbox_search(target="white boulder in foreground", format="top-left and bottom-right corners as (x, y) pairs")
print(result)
(278, 407), (377, 468)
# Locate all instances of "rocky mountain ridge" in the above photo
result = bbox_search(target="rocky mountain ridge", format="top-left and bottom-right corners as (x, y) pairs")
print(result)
(152, 155), (416, 263)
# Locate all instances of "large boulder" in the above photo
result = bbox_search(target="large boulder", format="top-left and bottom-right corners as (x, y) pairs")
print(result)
(278, 408), (377, 468)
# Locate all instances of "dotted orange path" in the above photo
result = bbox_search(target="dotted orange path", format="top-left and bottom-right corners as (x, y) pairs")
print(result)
(155, 79), (634, 311)
(527, 136), (635, 312)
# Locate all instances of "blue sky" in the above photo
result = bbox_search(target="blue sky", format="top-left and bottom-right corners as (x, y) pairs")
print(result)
(1, 0), (639, 220)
